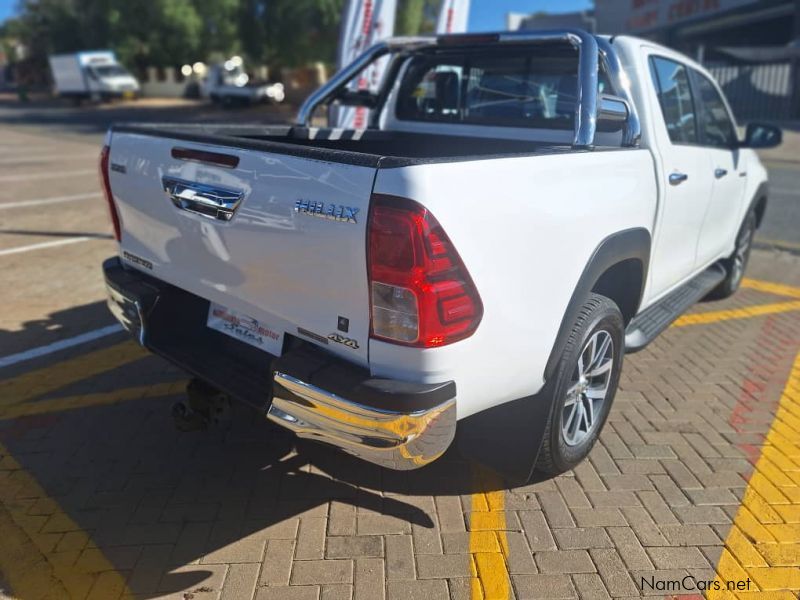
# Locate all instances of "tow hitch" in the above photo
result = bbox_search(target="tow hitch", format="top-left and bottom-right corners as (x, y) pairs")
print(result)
(171, 378), (232, 432)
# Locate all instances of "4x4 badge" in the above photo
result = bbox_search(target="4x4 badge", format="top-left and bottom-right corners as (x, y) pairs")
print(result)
(328, 333), (359, 349)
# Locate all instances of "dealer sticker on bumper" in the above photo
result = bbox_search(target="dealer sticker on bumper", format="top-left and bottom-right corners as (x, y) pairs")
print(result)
(207, 303), (283, 355)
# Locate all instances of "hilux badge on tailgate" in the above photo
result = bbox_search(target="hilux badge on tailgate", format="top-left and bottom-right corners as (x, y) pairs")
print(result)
(294, 199), (359, 224)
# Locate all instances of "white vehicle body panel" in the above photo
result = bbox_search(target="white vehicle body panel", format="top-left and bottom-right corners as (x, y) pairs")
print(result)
(610, 37), (763, 308)
(109, 133), (375, 365)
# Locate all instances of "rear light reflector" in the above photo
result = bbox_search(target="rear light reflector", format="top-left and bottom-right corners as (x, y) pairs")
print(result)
(368, 195), (483, 347)
(99, 145), (121, 242)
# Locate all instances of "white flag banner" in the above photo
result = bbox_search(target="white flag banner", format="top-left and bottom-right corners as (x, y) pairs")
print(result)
(436, 0), (470, 34)
(335, 0), (396, 129)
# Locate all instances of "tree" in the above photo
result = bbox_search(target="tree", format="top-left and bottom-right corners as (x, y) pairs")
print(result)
(257, 0), (345, 68)
(396, 0), (440, 37)
(193, 0), (242, 59)
(13, 0), (205, 73)
(11, 0), (438, 76)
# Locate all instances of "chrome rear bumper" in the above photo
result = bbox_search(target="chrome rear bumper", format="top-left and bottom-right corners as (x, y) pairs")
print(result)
(268, 372), (456, 470)
(103, 256), (457, 471)
(106, 282), (147, 344)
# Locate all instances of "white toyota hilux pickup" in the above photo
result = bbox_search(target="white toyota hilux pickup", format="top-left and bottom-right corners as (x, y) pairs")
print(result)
(101, 30), (781, 479)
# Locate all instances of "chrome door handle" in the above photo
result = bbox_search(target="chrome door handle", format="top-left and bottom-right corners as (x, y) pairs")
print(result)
(669, 172), (689, 186)
(162, 176), (244, 222)
(714, 168), (728, 179)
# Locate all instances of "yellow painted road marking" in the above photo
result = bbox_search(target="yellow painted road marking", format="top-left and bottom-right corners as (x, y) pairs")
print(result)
(470, 464), (510, 600)
(0, 341), (148, 408)
(0, 441), (130, 599)
(709, 350), (800, 598)
(667, 278), (800, 328)
(742, 278), (800, 300)
(0, 381), (182, 420)
(673, 300), (800, 327)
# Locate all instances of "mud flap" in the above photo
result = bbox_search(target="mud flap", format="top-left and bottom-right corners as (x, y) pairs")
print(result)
(455, 377), (558, 485)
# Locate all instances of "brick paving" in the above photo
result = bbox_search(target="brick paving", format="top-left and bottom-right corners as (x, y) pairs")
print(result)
(1, 125), (800, 599)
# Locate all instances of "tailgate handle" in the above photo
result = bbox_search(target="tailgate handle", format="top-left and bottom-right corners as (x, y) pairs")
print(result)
(162, 176), (244, 222)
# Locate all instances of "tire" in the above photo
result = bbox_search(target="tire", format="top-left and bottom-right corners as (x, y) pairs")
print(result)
(706, 209), (756, 301)
(536, 293), (625, 477)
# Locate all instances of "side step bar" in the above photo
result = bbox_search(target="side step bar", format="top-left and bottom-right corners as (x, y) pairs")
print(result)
(625, 263), (726, 353)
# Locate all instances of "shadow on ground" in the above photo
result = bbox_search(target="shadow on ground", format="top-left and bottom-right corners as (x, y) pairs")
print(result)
(0, 299), (549, 598)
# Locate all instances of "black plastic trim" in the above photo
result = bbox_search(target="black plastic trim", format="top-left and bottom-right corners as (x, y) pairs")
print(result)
(544, 227), (651, 381)
(271, 345), (456, 413)
(748, 181), (769, 228)
(112, 124), (383, 168)
(110, 123), (632, 170)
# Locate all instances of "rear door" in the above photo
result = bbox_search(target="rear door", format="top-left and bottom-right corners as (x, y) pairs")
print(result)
(689, 68), (747, 265)
(646, 54), (714, 297)
(108, 131), (377, 365)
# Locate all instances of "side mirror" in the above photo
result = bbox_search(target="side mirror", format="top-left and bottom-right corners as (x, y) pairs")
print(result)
(741, 122), (782, 149)
(596, 94), (629, 133)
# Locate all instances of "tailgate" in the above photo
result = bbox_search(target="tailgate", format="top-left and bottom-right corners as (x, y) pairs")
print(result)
(107, 131), (377, 365)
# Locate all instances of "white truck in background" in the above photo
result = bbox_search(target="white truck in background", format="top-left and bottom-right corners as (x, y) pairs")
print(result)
(99, 30), (782, 480)
(202, 59), (285, 107)
(49, 51), (140, 103)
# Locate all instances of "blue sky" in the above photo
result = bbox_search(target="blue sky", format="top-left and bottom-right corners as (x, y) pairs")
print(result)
(0, 1), (16, 26)
(468, 0), (592, 31)
(1, 1), (593, 30)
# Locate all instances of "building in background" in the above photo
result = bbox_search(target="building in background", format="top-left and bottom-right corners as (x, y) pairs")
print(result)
(512, 9), (596, 32)
(511, 0), (800, 120)
(595, 0), (798, 55)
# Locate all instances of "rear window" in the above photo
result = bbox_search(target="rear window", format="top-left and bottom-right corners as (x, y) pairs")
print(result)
(395, 46), (612, 129)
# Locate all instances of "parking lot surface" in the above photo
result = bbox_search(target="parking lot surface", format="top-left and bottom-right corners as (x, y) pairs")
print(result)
(1, 119), (800, 600)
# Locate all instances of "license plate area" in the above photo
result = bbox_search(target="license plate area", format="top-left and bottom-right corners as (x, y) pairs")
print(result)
(207, 303), (284, 356)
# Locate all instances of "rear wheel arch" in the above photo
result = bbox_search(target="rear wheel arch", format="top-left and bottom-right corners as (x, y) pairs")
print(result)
(544, 227), (651, 382)
(591, 259), (644, 326)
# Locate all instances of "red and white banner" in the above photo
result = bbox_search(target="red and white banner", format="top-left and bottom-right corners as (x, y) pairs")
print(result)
(436, 0), (470, 34)
(335, 0), (396, 129)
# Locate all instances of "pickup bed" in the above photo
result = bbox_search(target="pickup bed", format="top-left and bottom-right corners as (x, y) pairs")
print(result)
(101, 30), (780, 478)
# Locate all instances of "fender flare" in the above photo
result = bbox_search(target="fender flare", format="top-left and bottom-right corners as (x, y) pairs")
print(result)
(544, 227), (651, 381)
(747, 180), (769, 228)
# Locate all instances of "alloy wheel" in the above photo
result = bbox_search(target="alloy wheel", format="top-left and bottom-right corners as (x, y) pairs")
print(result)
(561, 330), (614, 447)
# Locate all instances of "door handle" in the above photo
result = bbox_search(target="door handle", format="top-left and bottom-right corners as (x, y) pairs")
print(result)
(669, 172), (689, 186)
(162, 176), (244, 222)
(714, 168), (728, 179)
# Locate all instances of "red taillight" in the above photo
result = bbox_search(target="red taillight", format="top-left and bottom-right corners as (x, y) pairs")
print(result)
(99, 145), (121, 242)
(367, 195), (483, 347)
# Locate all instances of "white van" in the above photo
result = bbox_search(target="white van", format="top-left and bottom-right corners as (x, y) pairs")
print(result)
(49, 51), (140, 102)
